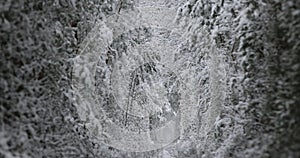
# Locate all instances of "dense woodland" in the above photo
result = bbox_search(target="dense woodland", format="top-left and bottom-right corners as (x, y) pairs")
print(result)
(0, 0), (299, 157)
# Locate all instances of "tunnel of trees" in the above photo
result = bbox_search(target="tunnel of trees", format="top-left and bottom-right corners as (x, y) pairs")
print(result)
(0, 0), (299, 157)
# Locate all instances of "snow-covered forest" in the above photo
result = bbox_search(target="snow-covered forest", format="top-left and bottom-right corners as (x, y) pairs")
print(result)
(1, 0), (299, 157)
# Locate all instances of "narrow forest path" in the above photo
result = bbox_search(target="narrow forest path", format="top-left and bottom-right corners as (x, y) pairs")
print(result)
(74, 0), (200, 153)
